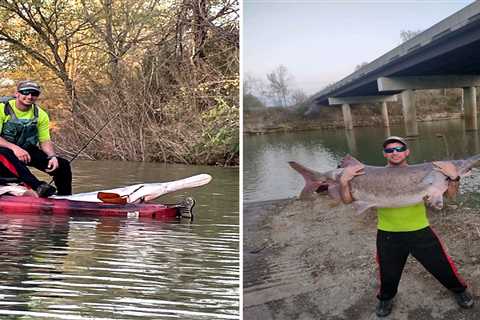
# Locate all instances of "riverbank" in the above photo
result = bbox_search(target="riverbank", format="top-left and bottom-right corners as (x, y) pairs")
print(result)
(244, 89), (467, 135)
(244, 111), (463, 134)
(244, 196), (480, 319)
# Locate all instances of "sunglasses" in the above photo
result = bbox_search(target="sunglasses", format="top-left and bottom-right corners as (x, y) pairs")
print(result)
(384, 146), (407, 153)
(18, 90), (40, 97)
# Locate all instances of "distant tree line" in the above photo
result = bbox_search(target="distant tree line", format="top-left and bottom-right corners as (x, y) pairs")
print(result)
(245, 29), (425, 115)
(244, 65), (307, 111)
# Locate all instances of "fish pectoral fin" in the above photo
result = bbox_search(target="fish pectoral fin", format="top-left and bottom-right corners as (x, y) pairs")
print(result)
(426, 193), (444, 210)
(351, 201), (375, 215)
(424, 185), (445, 210)
(298, 181), (326, 200)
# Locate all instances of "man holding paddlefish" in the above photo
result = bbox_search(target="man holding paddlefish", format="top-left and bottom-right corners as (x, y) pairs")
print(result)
(341, 136), (474, 316)
(289, 136), (478, 317)
(0, 80), (71, 197)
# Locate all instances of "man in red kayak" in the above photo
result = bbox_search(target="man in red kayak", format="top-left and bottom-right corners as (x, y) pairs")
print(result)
(0, 80), (71, 197)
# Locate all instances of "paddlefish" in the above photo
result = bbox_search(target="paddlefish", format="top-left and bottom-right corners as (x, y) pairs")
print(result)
(0, 174), (212, 203)
(289, 154), (480, 214)
(54, 174), (212, 203)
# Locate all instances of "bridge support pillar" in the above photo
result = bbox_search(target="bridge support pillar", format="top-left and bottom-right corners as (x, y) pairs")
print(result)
(401, 90), (418, 136)
(464, 87), (477, 131)
(342, 103), (353, 130)
(381, 101), (390, 128)
(345, 129), (357, 155)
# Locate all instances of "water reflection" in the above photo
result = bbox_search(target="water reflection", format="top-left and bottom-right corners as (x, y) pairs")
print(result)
(0, 162), (239, 319)
(344, 129), (358, 156)
(0, 216), (239, 319)
(244, 119), (480, 204)
(384, 126), (391, 138)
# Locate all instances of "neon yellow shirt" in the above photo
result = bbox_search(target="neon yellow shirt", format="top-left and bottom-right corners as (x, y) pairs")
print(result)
(377, 202), (429, 232)
(0, 99), (50, 143)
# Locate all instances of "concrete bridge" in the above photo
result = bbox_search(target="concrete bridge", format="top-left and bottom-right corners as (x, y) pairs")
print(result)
(310, 1), (480, 136)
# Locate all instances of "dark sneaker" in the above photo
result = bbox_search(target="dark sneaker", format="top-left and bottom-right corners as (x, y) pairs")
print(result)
(455, 290), (474, 309)
(376, 299), (394, 317)
(36, 182), (56, 198)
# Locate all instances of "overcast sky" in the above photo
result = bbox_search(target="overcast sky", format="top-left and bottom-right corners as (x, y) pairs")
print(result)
(243, 0), (475, 95)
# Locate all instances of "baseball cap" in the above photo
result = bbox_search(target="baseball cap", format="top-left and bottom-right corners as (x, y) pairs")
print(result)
(17, 80), (41, 93)
(383, 136), (408, 148)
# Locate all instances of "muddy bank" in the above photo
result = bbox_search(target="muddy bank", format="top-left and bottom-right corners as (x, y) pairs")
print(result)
(243, 112), (463, 135)
(244, 88), (467, 134)
(244, 196), (480, 319)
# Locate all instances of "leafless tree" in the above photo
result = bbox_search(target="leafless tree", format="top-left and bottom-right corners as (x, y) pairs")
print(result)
(291, 88), (308, 105)
(400, 29), (422, 43)
(80, 0), (163, 84)
(266, 65), (292, 107)
(355, 61), (369, 71)
(0, 0), (91, 114)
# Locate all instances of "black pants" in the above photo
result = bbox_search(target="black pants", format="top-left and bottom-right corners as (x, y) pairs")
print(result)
(376, 227), (466, 301)
(0, 146), (72, 195)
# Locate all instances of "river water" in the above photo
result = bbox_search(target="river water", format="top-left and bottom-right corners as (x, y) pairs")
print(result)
(244, 119), (480, 207)
(0, 161), (239, 319)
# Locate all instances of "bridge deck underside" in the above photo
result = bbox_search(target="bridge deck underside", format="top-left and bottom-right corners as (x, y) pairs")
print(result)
(315, 23), (480, 105)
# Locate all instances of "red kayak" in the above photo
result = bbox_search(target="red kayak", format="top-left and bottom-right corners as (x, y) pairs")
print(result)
(0, 195), (195, 219)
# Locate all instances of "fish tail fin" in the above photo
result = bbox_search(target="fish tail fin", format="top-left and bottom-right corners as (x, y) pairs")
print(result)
(466, 154), (480, 166)
(458, 154), (480, 175)
(288, 161), (327, 199)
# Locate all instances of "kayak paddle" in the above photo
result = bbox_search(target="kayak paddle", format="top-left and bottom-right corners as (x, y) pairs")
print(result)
(97, 185), (144, 204)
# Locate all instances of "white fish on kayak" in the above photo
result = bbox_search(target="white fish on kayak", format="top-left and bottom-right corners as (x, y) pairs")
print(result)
(0, 174), (212, 203)
(55, 174), (212, 203)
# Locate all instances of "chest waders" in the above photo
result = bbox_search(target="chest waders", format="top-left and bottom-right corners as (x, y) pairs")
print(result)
(1, 102), (39, 149)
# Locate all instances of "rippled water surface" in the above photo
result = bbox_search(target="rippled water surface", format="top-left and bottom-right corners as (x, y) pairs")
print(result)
(244, 119), (480, 206)
(0, 161), (239, 319)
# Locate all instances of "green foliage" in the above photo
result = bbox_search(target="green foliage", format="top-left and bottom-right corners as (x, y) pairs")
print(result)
(292, 101), (312, 116)
(243, 93), (265, 111)
(197, 96), (239, 165)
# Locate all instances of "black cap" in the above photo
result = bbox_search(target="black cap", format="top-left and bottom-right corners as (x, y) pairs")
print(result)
(383, 136), (408, 148)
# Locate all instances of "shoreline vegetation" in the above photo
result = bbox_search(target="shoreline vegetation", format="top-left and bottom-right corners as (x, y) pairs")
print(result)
(0, 1), (239, 166)
(244, 89), (474, 135)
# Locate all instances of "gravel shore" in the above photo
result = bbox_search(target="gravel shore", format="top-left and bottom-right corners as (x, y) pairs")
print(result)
(244, 196), (480, 319)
